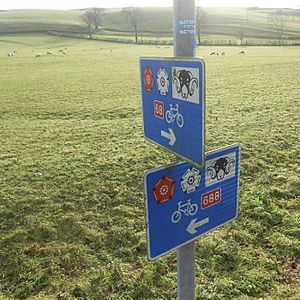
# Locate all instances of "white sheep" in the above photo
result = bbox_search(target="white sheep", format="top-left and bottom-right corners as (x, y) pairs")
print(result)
(7, 52), (13, 57)
(47, 50), (53, 55)
(35, 53), (42, 58)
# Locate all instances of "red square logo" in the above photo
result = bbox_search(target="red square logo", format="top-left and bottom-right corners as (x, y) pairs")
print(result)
(201, 188), (221, 209)
(154, 100), (164, 119)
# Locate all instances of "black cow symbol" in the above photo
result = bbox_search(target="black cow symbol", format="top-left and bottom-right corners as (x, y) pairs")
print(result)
(206, 157), (235, 181)
(173, 69), (198, 99)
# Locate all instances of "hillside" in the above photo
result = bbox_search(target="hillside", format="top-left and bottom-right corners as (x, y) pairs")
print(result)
(0, 7), (299, 43)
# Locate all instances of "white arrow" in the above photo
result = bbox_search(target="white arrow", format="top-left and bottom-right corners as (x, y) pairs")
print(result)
(186, 217), (209, 235)
(160, 128), (176, 146)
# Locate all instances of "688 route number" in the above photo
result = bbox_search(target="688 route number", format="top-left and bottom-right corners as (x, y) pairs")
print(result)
(201, 188), (221, 209)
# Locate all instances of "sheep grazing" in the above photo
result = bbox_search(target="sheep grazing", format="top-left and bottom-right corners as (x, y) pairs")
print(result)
(59, 49), (66, 54)
(239, 51), (245, 55)
(35, 53), (42, 58)
(7, 52), (14, 57)
(221, 51), (226, 56)
(210, 52), (216, 56)
(47, 50), (53, 55)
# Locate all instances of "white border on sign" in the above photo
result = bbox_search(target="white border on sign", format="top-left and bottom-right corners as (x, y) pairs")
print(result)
(140, 57), (205, 168)
(144, 143), (240, 261)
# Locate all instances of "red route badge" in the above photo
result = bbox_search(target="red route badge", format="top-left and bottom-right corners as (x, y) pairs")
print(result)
(153, 176), (175, 204)
(201, 188), (221, 209)
(154, 100), (164, 119)
(143, 67), (154, 92)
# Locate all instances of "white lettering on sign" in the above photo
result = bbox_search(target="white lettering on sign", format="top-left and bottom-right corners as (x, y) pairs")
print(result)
(178, 20), (196, 35)
(202, 188), (222, 209)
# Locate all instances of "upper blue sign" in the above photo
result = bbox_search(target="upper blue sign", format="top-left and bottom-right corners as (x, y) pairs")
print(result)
(144, 144), (240, 260)
(140, 57), (205, 167)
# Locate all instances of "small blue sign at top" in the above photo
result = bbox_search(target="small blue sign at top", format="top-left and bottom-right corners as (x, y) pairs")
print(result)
(140, 57), (205, 167)
(144, 144), (240, 260)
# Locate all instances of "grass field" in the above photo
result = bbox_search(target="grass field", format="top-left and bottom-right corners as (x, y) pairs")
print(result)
(0, 34), (300, 299)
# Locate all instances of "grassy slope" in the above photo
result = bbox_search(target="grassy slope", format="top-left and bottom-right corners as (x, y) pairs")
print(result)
(0, 10), (85, 33)
(0, 34), (299, 299)
(0, 8), (299, 39)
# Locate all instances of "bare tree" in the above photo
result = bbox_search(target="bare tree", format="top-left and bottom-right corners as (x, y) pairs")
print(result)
(91, 8), (104, 30)
(82, 8), (104, 39)
(270, 10), (289, 45)
(196, 7), (208, 46)
(122, 7), (142, 44)
(236, 29), (246, 46)
(82, 10), (95, 39)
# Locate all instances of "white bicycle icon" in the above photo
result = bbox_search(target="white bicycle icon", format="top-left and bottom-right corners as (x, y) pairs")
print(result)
(165, 104), (184, 128)
(171, 200), (198, 223)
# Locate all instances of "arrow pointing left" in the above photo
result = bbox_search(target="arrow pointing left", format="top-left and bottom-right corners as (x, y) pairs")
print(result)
(161, 128), (176, 146)
(186, 217), (209, 235)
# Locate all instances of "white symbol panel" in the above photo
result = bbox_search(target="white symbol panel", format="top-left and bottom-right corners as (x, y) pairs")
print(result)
(205, 152), (236, 187)
(172, 67), (199, 103)
(181, 167), (201, 193)
(157, 68), (169, 96)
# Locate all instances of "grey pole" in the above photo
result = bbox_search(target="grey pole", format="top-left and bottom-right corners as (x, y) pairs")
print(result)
(173, 1), (196, 300)
(173, 0), (196, 57)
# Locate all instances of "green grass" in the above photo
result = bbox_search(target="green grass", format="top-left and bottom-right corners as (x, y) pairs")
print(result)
(0, 34), (300, 299)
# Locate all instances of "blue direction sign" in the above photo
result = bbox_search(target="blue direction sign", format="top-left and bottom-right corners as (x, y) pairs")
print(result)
(144, 144), (240, 260)
(140, 57), (205, 167)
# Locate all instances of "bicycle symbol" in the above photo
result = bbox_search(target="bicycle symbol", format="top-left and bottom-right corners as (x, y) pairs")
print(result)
(165, 104), (184, 128)
(171, 199), (198, 223)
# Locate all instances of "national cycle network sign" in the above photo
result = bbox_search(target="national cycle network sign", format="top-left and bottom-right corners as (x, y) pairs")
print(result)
(144, 144), (240, 260)
(140, 57), (205, 167)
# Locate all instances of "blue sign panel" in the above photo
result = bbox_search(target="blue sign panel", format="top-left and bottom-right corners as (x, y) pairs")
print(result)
(140, 57), (205, 167)
(144, 144), (240, 260)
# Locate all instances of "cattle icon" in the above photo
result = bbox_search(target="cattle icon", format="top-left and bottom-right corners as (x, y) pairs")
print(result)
(181, 167), (201, 193)
(157, 68), (169, 95)
(165, 104), (184, 128)
(172, 67), (199, 103)
(143, 67), (154, 92)
(171, 199), (198, 223)
(153, 176), (175, 204)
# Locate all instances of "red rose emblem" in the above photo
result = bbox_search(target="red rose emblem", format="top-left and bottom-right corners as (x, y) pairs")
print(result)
(143, 67), (154, 92)
(153, 176), (175, 204)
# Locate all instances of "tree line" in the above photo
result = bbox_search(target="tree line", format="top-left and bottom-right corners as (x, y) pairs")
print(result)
(82, 7), (295, 46)
(82, 7), (142, 43)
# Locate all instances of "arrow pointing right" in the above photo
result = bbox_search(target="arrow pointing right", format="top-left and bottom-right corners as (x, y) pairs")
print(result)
(186, 217), (209, 235)
(161, 128), (176, 146)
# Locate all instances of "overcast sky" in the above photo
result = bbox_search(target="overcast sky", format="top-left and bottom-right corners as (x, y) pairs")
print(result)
(0, 0), (299, 10)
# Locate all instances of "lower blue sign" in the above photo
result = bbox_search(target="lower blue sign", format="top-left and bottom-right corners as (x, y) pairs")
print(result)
(144, 144), (240, 260)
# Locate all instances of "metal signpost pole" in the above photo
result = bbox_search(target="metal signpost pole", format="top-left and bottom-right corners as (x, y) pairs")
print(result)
(173, 1), (196, 299)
